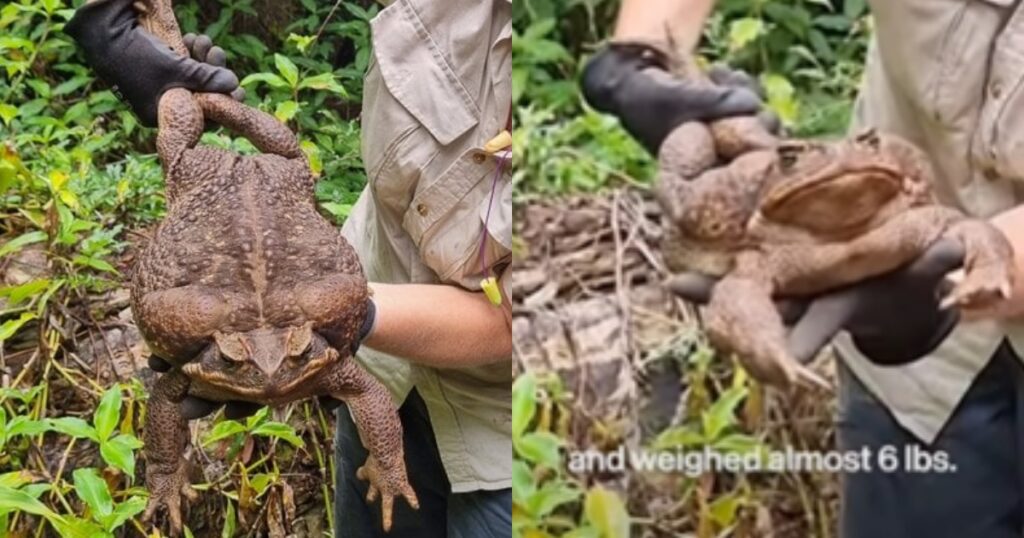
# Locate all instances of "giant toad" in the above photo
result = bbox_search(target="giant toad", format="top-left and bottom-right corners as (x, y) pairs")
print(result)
(656, 119), (1014, 390)
(127, 0), (417, 533)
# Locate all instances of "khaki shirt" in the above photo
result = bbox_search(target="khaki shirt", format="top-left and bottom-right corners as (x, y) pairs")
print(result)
(340, 0), (512, 491)
(837, 0), (1024, 443)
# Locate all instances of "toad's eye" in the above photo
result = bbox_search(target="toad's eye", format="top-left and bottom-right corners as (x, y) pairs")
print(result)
(778, 148), (801, 170)
(854, 128), (881, 149)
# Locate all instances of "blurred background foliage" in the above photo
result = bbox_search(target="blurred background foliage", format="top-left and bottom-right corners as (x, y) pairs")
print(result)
(1, 0), (377, 535)
(512, 1), (871, 537)
(512, 0), (871, 196)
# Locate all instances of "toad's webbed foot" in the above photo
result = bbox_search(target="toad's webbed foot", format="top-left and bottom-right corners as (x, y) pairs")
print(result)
(356, 454), (420, 531)
(142, 462), (198, 536)
(940, 219), (1015, 309)
(705, 274), (831, 391)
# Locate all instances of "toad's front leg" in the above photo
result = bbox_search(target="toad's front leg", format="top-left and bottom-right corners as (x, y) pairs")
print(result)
(142, 369), (198, 536)
(323, 358), (418, 531)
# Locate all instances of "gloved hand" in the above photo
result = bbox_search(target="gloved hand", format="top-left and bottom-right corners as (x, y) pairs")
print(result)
(581, 42), (765, 154)
(65, 0), (241, 127)
(147, 299), (378, 419)
(667, 239), (965, 366)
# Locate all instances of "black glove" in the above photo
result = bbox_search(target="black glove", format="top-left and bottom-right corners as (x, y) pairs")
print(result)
(65, 0), (240, 126)
(581, 43), (763, 154)
(147, 299), (378, 419)
(667, 239), (965, 366)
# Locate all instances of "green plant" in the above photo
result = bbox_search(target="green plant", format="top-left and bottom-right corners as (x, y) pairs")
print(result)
(512, 373), (632, 538)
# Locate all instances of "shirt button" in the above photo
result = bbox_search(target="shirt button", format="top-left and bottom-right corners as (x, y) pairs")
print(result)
(416, 203), (428, 216)
(473, 152), (487, 164)
(991, 82), (1004, 99)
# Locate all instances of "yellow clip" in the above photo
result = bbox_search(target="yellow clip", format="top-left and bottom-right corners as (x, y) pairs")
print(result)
(481, 276), (503, 307)
(484, 130), (512, 154)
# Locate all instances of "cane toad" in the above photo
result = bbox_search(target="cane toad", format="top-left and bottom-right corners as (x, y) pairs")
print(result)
(656, 123), (1014, 390)
(127, 1), (417, 533)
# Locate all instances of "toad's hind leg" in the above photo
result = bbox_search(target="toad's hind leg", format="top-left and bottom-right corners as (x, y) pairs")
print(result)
(705, 272), (830, 390)
(321, 359), (418, 531)
(939, 219), (1014, 309)
(142, 370), (198, 536)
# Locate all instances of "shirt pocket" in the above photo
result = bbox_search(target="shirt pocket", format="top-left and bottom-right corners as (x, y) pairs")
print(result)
(869, 0), (1010, 127)
(974, 4), (1024, 180)
(402, 149), (510, 287)
(360, 0), (481, 215)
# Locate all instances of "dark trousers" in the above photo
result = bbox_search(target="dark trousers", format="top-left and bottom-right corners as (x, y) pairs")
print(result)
(334, 389), (512, 538)
(837, 342), (1024, 538)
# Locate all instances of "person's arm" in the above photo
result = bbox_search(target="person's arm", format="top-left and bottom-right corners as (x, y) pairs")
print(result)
(614, 0), (715, 49)
(362, 278), (512, 369)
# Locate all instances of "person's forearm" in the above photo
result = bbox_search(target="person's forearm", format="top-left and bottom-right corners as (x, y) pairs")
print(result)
(614, 0), (716, 51)
(362, 282), (511, 368)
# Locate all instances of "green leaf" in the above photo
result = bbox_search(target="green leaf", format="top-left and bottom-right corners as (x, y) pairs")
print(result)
(514, 432), (561, 469)
(5, 416), (51, 438)
(300, 140), (322, 176)
(0, 103), (16, 125)
(728, 18), (763, 51)
(72, 255), (118, 274)
(47, 417), (98, 442)
(73, 468), (113, 518)
(94, 386), (122, 440)
(708, 494), (742, 527)
(274, 54), (300, 87)
(512, 374), (537, 439)
(713, 433), (764, 456)
(320, 202), (352, 219)
(845, 0), (867, 19)
(0, 230), (46, 258)
(251, 422), (304, 447)
(511, 460), (534, 505)
(297, 73), (348, 96)
(239, 72), (289, 89)
(245, 405), (270, 429)
(274, 100), (299, 122)
(761, 73), (799, 125)
(0, 484), (64, 522)
(248, 473), (274, 496)
(0, 471), (35, 489)
(52, 516), (108, 538)
(524, 480), (581, 518)
(286, 33), (315, 54)
(202, 420), (247, 446)
(652, 425), (705, 450)
(0, 312), (36, 342)
(0, 279), (50, 308)
(221, 498), (237, 538)
(702, 385), (748, 441)
(584, 486), (630, 538)
(100, 434), (140, 476)
(97, 496), (145, 532)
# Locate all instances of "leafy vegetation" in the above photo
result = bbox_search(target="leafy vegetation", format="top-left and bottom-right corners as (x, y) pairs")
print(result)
(512, 1), (869, 536)
(1, 0), (376, 535)
(513, 0), (870, 197)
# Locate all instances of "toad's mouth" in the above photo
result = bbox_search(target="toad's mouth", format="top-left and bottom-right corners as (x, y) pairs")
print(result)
(182, 347), (339, 399)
